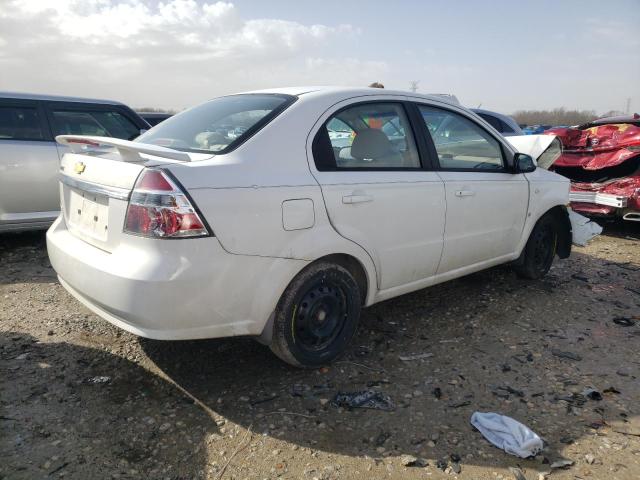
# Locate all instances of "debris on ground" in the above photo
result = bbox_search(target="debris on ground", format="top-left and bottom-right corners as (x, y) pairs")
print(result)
(582, 387), (603, 401)
(331, 390), (395, 411)
(489, 384), (525, 399)
(551, 349), (582, 361)
(613, 316), (636, 327)
(568, 210), (603, 246)
(86, 376), (111, 384)
(549, 459), (574, 469)
(398, 352), (433, 361)
(400, 454), (427, 467)
(470, 412), (544, 458)
(509, 466), (527, 480)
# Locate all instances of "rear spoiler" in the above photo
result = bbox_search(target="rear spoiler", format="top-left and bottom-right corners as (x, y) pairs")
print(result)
(55, 135), (193, 162)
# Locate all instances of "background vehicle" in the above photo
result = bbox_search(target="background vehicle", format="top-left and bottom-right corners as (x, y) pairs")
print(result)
(545, 119), (640, 222)
(522, 124), (552, 135)
(137, 111), (173, 127)
(470, 108), (523, 137)
(47, 87), (572, 367)
(0, 92), (149, 232)
(579, 113), (640, 129)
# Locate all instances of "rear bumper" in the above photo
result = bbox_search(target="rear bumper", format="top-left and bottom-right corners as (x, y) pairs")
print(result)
(569, 188), (639, 220)
(47, 216), (307, 340)
(569, 191), (627, 208)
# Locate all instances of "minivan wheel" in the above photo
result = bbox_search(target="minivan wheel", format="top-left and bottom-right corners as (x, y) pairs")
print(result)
(514, 214), (558, 280)
(270, 262), (361, 367)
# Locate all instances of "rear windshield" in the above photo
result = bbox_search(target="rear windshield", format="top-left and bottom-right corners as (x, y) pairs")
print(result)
(136, 94), (294, 154)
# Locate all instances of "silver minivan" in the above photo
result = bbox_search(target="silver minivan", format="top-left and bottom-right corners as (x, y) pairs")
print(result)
(0, 92), (149, 232)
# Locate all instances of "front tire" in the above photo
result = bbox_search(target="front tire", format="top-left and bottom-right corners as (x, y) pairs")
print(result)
(514, 213), (559, 279)
(270, 262), (361, 367)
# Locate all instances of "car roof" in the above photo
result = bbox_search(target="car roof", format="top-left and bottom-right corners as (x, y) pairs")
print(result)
(138, 112), (173, 117)
(0, 91), (126, 106)
(588, 113), (640, 125)
(239, 86), (463, 108)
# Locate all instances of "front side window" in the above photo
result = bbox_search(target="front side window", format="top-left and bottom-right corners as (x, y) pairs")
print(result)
(314, 103), (420, 169)
(419, 106), (504, 170)
(0, 106), (44, 140)
(137, 94), (294, 154)
(51, 109), (140, 140)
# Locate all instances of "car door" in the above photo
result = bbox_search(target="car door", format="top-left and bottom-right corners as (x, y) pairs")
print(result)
(309, 99), (445, 290)
(0, 99), (61, 228)
(416, 104), (529, 274)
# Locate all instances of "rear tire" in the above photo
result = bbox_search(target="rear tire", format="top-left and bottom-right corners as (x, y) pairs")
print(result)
(514, 213), (559, 279)
(270, 262), (361, 367)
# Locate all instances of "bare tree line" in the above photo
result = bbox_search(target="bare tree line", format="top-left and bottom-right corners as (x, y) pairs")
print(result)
(135, 107), (180, 114)
(511, 108), (602, 126)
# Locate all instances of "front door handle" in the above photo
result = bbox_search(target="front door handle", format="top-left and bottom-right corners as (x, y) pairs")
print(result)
(454, 190), (475, 197)
(342, 194), (373, 204)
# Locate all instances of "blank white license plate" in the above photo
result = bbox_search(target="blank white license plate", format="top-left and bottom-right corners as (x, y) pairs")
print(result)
(67, 188), (109, 241)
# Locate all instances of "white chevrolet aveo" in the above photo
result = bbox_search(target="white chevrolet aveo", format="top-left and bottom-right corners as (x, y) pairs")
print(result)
(47, 87), (572, 367)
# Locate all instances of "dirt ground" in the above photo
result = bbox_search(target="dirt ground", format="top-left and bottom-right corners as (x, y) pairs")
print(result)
(1, 223), (639, 480)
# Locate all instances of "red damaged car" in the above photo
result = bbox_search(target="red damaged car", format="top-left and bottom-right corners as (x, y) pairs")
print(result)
(544, 114), (640, 222)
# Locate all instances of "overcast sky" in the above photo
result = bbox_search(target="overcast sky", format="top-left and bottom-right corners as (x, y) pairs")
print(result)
(1, 0), (638, 114)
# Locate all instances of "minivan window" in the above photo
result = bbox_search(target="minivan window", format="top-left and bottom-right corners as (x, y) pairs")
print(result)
(0, 106), (44, 140)
(137, 94), (294, 154)
(50, 109), (140, 140)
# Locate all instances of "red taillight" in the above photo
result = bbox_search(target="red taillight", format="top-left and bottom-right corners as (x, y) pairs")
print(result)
(136, 170), (174, 191)
(124, 169), (210, 238)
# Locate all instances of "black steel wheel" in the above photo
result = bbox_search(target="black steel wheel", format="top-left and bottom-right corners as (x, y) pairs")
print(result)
(270, 262), (361, 367)
(514, 214), (558, 279)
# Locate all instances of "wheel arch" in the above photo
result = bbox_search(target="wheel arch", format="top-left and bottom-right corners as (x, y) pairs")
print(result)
(547, 205), (572, 259)
(256, 251), (374, 346)
(516, 204), (572, 264)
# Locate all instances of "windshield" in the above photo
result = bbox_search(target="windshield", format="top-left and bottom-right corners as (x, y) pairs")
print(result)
(136, 94), (294, 154)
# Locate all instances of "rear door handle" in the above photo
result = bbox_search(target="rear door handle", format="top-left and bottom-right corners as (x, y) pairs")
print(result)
(342, 194), (373, 204)
(454, 190), (475, 197)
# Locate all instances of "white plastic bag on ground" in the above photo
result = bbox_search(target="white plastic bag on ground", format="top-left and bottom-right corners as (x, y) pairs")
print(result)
(569, 209), (602, 246)
(471, 412), (543, 458)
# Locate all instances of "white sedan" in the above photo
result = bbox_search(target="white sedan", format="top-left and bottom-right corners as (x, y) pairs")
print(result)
(47, 87), (572, 367)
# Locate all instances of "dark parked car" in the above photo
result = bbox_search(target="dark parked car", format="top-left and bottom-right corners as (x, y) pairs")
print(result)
(470, 108), (523, 137)
(138, 112), (173, 127)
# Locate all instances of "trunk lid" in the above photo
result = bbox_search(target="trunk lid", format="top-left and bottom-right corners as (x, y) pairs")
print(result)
(56, 135), (212, 251)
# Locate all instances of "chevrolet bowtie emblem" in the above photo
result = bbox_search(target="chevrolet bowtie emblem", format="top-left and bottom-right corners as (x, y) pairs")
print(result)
(74, 162), (86, 174)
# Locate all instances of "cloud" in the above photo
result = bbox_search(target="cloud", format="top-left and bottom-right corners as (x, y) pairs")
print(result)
(0, 0), (373, 108)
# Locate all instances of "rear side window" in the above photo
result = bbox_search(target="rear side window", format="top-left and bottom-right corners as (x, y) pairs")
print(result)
(50, 109), (140, 140)
(313, 102), (420, 170)
(419, 106), (504, 170)
(0, 106), (44, 140)
(137, 94), (294, 154)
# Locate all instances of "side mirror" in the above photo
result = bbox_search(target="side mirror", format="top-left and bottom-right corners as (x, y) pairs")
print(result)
(513, 153), (536, 173)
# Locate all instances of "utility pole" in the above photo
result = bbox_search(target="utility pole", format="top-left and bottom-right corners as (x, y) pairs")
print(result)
(625, 97), (631, 114)
(409, 80), (419, 93)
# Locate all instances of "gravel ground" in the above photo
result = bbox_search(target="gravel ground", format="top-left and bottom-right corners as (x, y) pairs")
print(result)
(1, 223), (639, 480)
